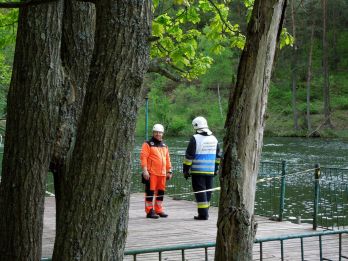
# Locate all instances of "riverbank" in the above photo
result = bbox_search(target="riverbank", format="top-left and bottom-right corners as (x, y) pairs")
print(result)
(264, 109), (348, 139)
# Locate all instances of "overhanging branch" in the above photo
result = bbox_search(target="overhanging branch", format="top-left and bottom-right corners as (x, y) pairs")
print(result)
(207, 0), (240, 35)
(148, 36), (160, 42)
(0, 0), (95, 8)
(148, 59), (181, 82)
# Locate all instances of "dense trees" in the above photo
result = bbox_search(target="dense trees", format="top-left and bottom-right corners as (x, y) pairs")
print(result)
(322, 0), (332, 127)
(138, 0), (348, 137)
(270, 0), (348, 135)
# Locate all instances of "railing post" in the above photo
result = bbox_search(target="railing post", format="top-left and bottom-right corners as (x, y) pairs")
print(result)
(279, 160), (286, 221)
(313, 163), (320, 230)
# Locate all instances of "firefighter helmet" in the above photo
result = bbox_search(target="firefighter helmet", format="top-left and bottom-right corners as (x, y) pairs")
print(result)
(192, 116), (208, 130)
(153, 124), (164, 133)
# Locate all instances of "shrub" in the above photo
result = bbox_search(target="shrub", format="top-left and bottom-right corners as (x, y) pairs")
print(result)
(332, 96), (348, 110)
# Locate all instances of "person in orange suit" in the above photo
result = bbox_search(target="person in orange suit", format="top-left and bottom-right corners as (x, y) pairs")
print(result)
(140, 124), (172, 219)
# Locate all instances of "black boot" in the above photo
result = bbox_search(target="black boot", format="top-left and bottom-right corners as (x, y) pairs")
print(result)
(157, 212), (168, 218)
(146, 209), (159, 219)
(194, 215), (208, 220)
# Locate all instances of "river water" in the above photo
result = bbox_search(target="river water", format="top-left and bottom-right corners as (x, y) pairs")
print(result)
(136, 136), (348, 228)
(136, 136), (348, 168)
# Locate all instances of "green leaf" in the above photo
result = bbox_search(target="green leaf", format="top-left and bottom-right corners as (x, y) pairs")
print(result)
(198, 0), (212, 12)
(152, 22), (164, 37)
(187, 6), (200, 24)
(156, 14), (172, 26)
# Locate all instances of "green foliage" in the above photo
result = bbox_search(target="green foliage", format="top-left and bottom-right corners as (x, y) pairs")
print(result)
(1, 1), (348, 139)
(137, 75), (229, 137)
(168, 116), (186, 135)
(0, 10), (17, 118)
(0, 53), (10, 114)
(0, 10), (18, 48)
(199, 48), (237, 88)
(279, 28), (294, 49)
(243, 0), (254, 22)
(151, 0), (246, 80)
(332, 96), (348, 110)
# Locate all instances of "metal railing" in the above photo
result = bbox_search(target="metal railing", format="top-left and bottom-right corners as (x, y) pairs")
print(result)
(254, 229), (348, 261)
(41, 230), (348, 261)
(131, 153), (348, 229)
(124, 242), (215, 261)
(122, 229), (348, 261)
(43, 153), (347, 229)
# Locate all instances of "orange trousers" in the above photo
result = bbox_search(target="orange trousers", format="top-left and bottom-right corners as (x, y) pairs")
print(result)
(144, 175), (166, 214)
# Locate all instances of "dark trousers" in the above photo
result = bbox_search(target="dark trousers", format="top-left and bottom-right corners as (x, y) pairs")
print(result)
(192, 175), (213, 218)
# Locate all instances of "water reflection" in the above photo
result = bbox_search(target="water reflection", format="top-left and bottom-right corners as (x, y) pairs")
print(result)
(136, 136), (348, 168)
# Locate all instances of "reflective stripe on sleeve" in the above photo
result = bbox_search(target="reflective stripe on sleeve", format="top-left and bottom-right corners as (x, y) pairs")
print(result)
(183, 158), (193, 165)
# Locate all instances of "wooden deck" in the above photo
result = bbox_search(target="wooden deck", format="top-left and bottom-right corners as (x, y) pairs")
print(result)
(42, 193), (348, 260)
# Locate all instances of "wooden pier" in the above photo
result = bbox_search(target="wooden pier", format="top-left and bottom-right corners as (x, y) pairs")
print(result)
(42, 193), (348, 260)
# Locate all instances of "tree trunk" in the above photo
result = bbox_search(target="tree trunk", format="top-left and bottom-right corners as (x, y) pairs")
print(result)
(52, 0), (151, 259)
(215, 0), (287, 260)
(322, 0), (332, 127)
(330, 1), (339, 71)
(50, 0), (95, 225)
(290, 0), (298, 130)
(0, 2), (63, 260)
(306, 18), (315, 133)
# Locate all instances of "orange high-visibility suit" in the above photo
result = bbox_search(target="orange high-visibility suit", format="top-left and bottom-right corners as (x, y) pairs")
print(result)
(140, 138), (171, 214)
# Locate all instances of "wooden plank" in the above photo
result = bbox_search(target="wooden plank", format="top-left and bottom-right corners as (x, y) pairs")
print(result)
(42, 194), (348, 260)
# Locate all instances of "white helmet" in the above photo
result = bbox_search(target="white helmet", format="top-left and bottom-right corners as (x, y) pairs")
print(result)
(192, 116), (208, 130)
(152, 123), (164, 133)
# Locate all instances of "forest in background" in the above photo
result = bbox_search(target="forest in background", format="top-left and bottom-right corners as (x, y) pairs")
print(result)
(1, 1), (348, 139)
(136, 0), (348, 138)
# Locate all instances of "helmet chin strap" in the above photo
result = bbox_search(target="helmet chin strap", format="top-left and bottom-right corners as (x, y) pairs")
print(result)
(196, 128), (212, 135)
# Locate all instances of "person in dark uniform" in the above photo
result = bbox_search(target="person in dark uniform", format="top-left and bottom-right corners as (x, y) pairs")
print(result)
(183, 116), (221, 220)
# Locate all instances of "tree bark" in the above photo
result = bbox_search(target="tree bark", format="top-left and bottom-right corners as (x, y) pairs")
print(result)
(50, 0), (95, 225)
(215, 0), (287, 260)
(52, 0), (151, 259)
(0, 2), (63, 260)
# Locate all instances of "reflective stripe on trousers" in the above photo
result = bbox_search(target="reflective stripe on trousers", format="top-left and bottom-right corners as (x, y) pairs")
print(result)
(192, 175), (213, 218)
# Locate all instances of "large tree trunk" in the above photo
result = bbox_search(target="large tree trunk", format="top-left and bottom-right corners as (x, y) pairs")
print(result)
(0, 3), (63, 260)
(215, 1), (287, 260)
(50, 0), (95, 225)
(322, 0), (332, 127)
(52, 0), (151, 259)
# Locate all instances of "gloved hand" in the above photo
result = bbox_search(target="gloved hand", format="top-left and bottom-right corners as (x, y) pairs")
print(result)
(166, 172), (172, 180)
(214, 164), (219, 176)
(142, 169), (150, 180)
(183, 172), (190, 180)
